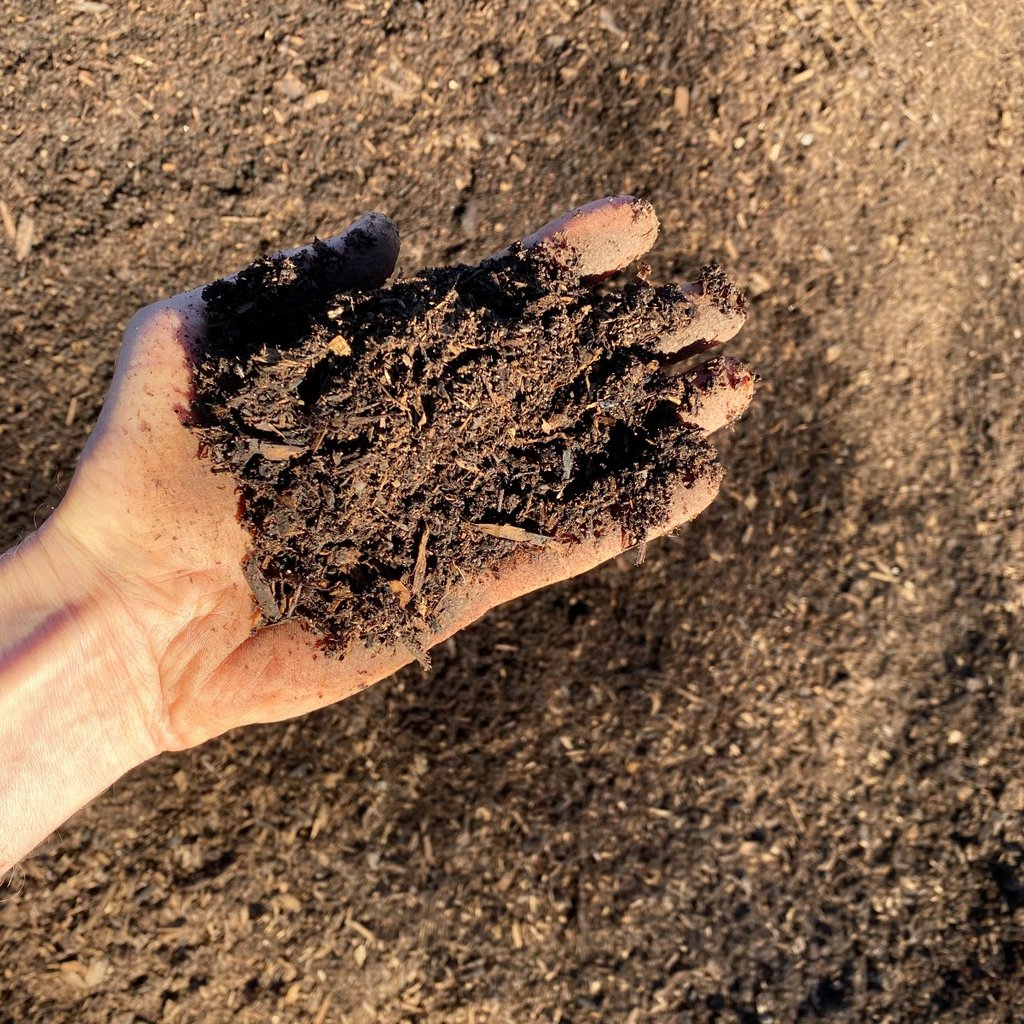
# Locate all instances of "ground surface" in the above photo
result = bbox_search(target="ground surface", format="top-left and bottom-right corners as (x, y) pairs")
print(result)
(1, 2), (1022, 1022)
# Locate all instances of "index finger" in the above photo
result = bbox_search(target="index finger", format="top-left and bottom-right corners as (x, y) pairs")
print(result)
(488, 195), (660, 280)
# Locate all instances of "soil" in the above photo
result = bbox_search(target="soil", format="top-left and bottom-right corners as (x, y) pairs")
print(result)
(2, 3), (1023, 1024)
(197, 244), (737, 650)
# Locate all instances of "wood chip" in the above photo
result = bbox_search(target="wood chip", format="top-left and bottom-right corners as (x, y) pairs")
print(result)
(254, 441), (306, 461)
(84, 958), (109, 987)
(388, 579), (411, 608)
(14, 213), (34, 262)
(673, 84), (690, 118)
(411, 524), (430, 595)
(842, 0), (876, 46)
(345, 916), (379, 945)
(0, 200), (15, 242)
(275, 71), (306, 100)
(302, 89), (331, 110)
(469, 522), (553, 546)
(313, 994), (332, 1024)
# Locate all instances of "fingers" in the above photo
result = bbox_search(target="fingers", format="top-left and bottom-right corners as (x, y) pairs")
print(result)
(651, 266), (748, 357)
(653, 463), (727, 540)
(272, 211), (400, 293)
(671, 356), (756, 435)
(488, 195), (660, 280)
(175, 212), (400, 309)
(488, 197), (746, 367)
(419, 354), (752, 650)
(421, 460), (724, 645)
(155, 211), (400, 360)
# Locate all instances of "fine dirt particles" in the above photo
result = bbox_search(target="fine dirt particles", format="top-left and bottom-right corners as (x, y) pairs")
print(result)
(2, 2), (1023, 1023)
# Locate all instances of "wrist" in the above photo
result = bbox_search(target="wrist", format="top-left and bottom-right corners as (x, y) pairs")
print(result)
(38, 516), (167, 746)
(0, 523), (162, 871)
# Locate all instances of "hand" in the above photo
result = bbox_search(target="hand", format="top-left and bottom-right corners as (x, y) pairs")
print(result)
(34, 197), (754, 753)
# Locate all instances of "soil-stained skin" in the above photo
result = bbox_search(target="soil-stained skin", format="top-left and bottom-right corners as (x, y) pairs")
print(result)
(194, 245), (747, 650)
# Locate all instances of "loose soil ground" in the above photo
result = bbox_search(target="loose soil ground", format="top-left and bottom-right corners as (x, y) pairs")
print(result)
(2, 3), (1023, 1023)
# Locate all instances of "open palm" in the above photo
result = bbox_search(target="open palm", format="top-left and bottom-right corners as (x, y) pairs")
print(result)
(44, 197), (752, 751)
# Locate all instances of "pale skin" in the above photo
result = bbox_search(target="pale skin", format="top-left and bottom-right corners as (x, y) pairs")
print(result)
(0, 196), (753, 873)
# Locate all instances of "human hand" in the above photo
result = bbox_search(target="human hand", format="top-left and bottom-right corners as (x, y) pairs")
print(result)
(36, 197), (753, 753)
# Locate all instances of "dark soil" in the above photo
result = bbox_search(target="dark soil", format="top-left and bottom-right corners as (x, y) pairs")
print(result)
(197, 245), (735, 650)
(3, 3), (1024, 1023)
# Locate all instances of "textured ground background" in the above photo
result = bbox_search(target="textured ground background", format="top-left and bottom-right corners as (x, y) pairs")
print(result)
(2, 2), (1023, 1022)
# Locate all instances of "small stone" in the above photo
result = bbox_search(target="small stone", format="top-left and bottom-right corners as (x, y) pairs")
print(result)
(274, 71), (306, 100)
(302, 89), (331, 110)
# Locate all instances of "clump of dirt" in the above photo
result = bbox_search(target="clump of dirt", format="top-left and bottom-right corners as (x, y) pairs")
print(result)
(193, 245), (745, 651)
